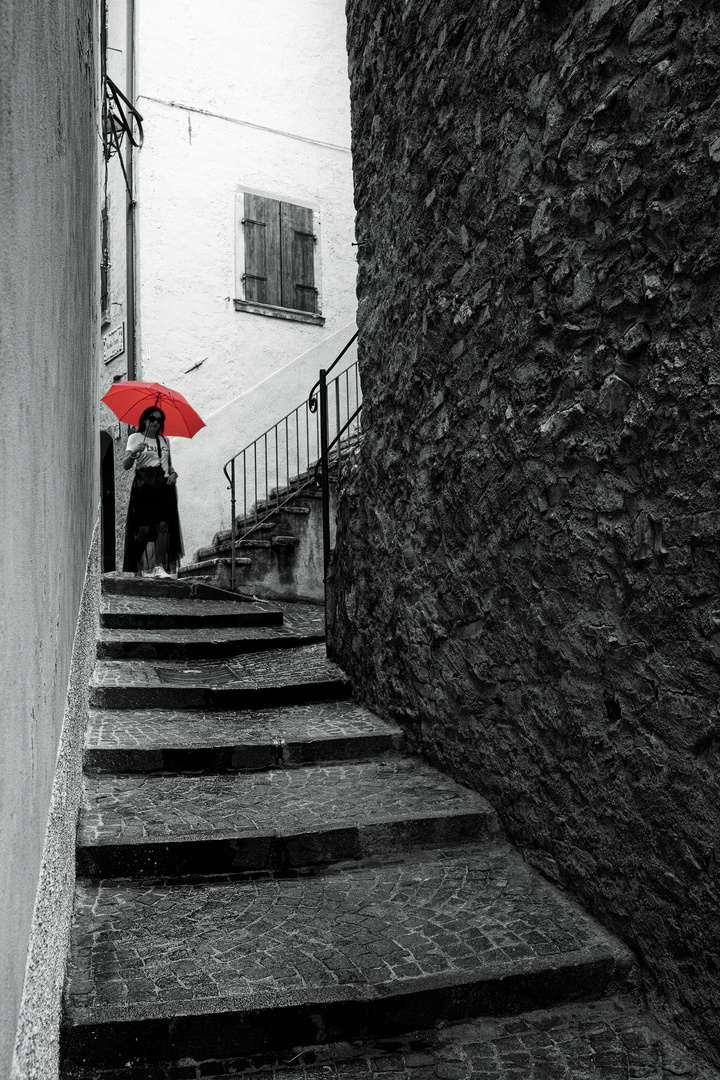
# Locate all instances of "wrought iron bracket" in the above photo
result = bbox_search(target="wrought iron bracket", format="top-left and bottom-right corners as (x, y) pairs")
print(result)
(103, 75), (144, 197)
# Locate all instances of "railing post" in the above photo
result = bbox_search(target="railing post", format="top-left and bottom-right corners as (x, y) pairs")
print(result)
(318, 369), (331, 618)
(230, 458), (236, 591)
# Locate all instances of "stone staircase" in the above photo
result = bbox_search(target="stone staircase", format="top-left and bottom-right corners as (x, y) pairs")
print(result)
(59, 574), (719, 1079)
(178, 452), (355, 602)
(179, 496), (326, 601)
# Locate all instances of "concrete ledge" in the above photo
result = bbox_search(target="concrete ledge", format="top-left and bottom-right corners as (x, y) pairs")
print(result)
(11, 521), (101, 1080)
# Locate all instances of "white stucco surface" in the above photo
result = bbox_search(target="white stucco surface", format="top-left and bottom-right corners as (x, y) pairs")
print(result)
(0, 0), (99, 1072)
(171, 323), (357, 558)
(131, 0), (357, 558)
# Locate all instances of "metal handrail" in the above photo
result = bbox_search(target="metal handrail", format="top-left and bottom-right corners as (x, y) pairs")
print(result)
(308, 329), (358, 411)
(223, 340), (361, 590)
(313, 406), (362, 485)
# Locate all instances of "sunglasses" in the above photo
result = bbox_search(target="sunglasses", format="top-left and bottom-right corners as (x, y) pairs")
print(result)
(147, 415), (163, 422)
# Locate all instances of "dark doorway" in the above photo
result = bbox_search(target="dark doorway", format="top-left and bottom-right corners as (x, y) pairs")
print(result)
(100, 430), (116, 572)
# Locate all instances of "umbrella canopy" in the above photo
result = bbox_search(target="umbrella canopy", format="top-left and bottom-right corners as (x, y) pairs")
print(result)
(101, 381), (205, 438)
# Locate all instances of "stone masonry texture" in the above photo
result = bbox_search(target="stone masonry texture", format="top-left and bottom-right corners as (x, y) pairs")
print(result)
(332, 0), (720, 1065)
(63, 1000), (720, 1080)
(64, 843), (629, 1022)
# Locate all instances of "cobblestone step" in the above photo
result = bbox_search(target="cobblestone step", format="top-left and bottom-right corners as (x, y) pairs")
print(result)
(190, 1002), (720, 1080)
(97, 623), (324, 661)
(101, 597), (283, 630)
(76, 758), (498, 876)
(61, 843), (635, 1072)
(89, 646), (351, 711)
(84, 702), (406, 773)
(176, 556), (237, 580)
(60, 999), (720, 1080)
(101, 573), (245, 603)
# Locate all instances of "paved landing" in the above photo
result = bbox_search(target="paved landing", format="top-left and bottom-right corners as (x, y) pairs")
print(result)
(64, 844), (633, 1032)
(84, 702), (405, 772)
(77, 759), (497, 875)
(101, 573), (245, 602)
(89, 646), (351, 710)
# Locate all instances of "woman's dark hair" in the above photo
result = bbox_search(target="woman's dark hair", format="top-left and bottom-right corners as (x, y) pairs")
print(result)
(138, 406), (166, 434)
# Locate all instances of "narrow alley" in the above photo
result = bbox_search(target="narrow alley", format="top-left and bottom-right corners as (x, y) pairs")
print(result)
(60, 575), (716, 1079)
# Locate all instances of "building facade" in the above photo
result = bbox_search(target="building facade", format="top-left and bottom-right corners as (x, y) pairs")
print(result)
(102, 0), (357, 562)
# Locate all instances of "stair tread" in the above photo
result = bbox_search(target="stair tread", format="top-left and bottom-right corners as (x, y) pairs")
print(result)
(178, 1001), (720, 1080)
(96, 625), (326, 661)
(97, 624), (322, 646)
(77, 758), (494, 848)
(85, 701), (401, 752)
(101, 573), (245, 602)
(64, 842), (633, 1026)
(100, 596), (284, 631)
(91, 644), (345, 693)
(102, 597), (279, 618)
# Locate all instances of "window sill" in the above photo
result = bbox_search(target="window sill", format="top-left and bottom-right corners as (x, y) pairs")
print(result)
(233, 298), (325, 326)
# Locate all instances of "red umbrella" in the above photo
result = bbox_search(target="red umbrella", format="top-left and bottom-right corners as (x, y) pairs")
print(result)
(101, 381), (205, 438)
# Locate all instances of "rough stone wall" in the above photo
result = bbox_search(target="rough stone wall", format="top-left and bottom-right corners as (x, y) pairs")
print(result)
(333, 0), (720, 1062)
(0, 0), (99, 1073)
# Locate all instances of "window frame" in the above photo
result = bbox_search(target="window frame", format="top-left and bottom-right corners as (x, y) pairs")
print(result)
(234, 186), (325, 326)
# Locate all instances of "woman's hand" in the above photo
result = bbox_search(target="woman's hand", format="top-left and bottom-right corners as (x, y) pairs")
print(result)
(167, 470), (178, 486)
(123, 444), (145, 470)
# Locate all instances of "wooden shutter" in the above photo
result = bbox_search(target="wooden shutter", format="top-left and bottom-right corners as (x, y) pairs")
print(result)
(280, 202), (317, 313)
(243, 193), (281, 306)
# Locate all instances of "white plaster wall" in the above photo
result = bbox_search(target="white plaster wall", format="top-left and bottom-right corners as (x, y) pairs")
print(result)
(171, 323), (357, 558)
(102, 0), (131, 391)
(0, 0), (100, 1072)
(131, 0), (357, 559)
(137, 0), (351, 150)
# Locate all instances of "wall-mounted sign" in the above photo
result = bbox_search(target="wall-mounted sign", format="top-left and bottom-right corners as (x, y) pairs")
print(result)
(103, 324), (125, 364)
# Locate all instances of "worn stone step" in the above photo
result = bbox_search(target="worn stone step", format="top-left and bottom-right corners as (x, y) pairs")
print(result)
(189, 1002), (720, 1080)
(97, 622), (323, 661)
(199, 535), (300, 562)
(210, 520), (278, 552)
(211, 506), (312, 550)
(196, 523), (276, 562)
(76, 757), (497, 877)
(61, 843), (635, 1072)
(100, 573), (245, 603)
(89, 645), (349, 712)
(84, 701), (405, 773)
(176, 556), (246, 582)
(60, 999), (720, 1080)
(100, 596), (283, 630)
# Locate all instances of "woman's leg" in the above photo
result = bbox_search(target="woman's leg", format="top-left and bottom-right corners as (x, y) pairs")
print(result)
(135, 525), (152, 573)
(155, 522), (169, 569)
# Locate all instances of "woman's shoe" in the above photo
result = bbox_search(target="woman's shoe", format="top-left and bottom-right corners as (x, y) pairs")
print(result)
(152, 565), (171, 578)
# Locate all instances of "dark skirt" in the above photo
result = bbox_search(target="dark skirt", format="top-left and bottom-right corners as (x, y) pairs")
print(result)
(122, 467), (184, 572)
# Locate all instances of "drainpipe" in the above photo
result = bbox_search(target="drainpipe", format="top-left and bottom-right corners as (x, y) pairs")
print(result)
(125, 0), (137, 380)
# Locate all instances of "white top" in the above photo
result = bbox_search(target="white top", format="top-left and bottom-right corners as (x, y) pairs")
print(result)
(126, 432), (171, 474)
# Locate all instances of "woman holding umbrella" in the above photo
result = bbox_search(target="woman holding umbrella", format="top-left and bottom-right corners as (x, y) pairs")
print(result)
(122, 406), (184, 576)
(102, 380), (204, 577)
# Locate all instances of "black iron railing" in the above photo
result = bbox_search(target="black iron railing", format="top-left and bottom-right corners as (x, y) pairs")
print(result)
(223, 332), (360, 591)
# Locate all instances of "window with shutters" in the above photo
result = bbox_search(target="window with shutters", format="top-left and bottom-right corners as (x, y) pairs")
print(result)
(234, 190), (324, 326)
